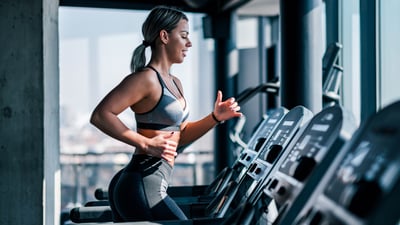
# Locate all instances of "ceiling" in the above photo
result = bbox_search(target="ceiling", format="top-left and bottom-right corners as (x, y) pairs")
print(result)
(60, 0), (280, 16)
(237, 0), (280, 16)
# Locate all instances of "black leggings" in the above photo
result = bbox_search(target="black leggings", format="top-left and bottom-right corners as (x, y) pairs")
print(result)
(108, 154), (187, 222)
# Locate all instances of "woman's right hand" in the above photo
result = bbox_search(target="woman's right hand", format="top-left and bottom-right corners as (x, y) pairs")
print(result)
(145, 132), (178, 162)
(213, 90), (242, 122)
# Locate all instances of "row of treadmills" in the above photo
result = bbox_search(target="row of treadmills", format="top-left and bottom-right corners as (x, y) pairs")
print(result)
(66, 98), (400, 225)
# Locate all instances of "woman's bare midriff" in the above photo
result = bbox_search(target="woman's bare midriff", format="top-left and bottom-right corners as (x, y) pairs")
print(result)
(135, 128), (181, 167)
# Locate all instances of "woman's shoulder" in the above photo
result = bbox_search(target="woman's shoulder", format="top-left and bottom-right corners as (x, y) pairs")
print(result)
(123, 67), (159, 85)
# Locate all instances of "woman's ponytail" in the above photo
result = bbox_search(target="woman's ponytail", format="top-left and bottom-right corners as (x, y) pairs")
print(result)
(130, 43), (147, 72)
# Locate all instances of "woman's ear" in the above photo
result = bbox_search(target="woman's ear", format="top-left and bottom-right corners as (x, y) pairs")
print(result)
(159, 30), (169, 44)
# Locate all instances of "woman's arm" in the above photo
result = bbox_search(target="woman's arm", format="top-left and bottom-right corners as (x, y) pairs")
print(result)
(178, 90), (242, 146)
(90, 72), (178, 161)
(90, 73), (152, 149)
(90, 103), (149, 149)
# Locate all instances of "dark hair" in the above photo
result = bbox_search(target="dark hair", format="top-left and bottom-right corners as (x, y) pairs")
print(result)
(130, 6), (188, 72)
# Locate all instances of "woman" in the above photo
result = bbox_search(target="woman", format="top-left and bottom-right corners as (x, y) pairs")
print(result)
(90, 5), (242, 222)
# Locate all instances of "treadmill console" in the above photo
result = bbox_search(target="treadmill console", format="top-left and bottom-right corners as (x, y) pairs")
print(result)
(242, 106), (313, 202)
(237, 107), (288, 169)
(257, 105), (357, 225)
(234, 107), (289, 183)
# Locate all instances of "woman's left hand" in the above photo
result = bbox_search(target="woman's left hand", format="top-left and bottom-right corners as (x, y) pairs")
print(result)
(213, 90), (243, 122)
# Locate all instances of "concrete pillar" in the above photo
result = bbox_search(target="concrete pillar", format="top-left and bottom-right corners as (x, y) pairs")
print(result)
(0, 1), (60, 225)
(280, 0), (324, 113)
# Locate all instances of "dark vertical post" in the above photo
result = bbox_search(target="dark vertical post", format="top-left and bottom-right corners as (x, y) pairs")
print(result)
(360, 0), (377, 121)
(266, 44), (280, 109)
(280, 0), (323, 113)
(258, 16), (268, 113)
(208, 11), (237, 175)
(325, 0), (340, 47)
(269, 17), (281, 109)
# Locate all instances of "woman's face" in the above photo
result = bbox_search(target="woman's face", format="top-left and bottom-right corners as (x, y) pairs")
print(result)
(165, 19), (192, 64)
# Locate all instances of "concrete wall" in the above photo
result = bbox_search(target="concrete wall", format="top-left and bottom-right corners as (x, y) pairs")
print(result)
(0, 1), (60, 225)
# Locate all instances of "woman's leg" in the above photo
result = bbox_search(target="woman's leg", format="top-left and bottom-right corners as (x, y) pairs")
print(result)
(142, 168), (188, 220)
(112, 170), (154, 221)
(108, 168), (124, 222)
(111, 156), (187, 221)
(149, 195), (188, 220)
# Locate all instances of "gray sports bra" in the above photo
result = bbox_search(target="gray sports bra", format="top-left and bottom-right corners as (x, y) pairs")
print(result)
(135, 66), (189, 131)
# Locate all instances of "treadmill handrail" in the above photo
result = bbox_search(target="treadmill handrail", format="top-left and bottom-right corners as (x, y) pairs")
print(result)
(229, 81), (280, 149)
(235, 81), (280, 104)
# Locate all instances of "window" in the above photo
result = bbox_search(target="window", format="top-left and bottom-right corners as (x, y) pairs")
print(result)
(340, 0), (361, 124)
(378, 0), (400, 108)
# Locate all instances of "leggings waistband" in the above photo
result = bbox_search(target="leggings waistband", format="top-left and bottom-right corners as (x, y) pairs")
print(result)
(124, 154), (172, 177)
